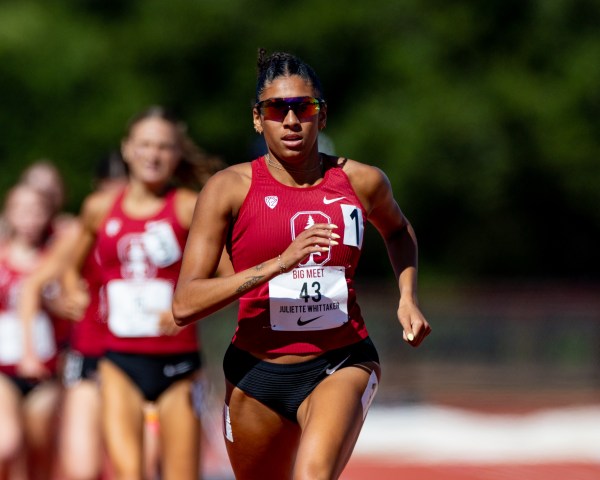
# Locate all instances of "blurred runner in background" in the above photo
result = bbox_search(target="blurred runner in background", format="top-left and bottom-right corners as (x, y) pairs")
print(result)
(16, 151), (174, 480)
(0, 183), (63, 480)
(55, 152), (127, 480)
(68, 106), (227, 480)
(19, 160), (78, 362)
(20, 160), (75, 236)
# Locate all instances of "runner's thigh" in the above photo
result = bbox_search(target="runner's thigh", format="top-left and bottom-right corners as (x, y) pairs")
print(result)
(224, 381), (301, 480)
(157, 377), (200, 480)
(99, 359), (145, 478)
(295, 363), (380, 479)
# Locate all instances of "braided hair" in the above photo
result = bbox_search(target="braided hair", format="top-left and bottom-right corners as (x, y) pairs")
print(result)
(255, 49), (324, 102)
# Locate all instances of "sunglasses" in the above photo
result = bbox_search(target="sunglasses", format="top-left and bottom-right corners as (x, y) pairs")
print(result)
(255, 96), (324, 122)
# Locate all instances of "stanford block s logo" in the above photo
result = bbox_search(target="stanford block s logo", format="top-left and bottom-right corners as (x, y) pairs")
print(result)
(290, 211), (331, 266)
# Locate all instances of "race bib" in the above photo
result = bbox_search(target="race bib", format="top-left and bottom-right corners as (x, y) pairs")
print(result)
(268, 266), (348, 331)
(0, 311), (56, 365)
(106, 279), (173, 337)
(340, 204), (364, 249)
(142, 221), (181, 268)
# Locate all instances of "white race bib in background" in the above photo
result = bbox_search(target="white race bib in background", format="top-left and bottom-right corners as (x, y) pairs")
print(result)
(106, 279), (173, 337)
(142, 221), (181, 267)
(0, 311), (56, 365)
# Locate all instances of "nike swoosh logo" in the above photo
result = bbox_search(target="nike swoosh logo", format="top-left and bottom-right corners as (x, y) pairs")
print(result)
(163, 361), (193, 377)
(296, 315), (323, 326)
(323, 196), (346, 204)
(326, 355), (351, 375)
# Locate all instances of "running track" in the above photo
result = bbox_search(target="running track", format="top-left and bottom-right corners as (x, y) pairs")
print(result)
(340, 404), (600, 480)
(203, 403), (600, 480)
(342, 460), (600, 480)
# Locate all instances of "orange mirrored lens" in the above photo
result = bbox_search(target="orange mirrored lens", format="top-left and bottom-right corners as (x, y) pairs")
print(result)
(256, 96), (322, 122)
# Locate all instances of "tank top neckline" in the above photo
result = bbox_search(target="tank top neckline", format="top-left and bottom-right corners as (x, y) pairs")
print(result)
(114, 186), (177, 222)
(258, 155), (336, 192)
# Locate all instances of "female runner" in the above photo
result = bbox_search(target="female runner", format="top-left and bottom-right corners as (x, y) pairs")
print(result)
(173, 49), (431, 479)
(71, 107), (225, 480)
(0, 183), (62, 480)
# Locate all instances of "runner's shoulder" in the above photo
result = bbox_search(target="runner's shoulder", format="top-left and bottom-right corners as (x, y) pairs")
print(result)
(80, 188), (122, 230)
(203, 162), (252, 195)
(335, 157), (390, 197)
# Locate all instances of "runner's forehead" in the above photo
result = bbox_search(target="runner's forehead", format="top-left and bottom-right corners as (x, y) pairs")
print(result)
(258, 75), (315, 101)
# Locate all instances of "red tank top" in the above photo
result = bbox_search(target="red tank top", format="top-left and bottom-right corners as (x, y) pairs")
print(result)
(68, 250), (108, 356)
(230, 156), (369, 355)
(0, 248), (59, 375)
(95, 188), (198, 355)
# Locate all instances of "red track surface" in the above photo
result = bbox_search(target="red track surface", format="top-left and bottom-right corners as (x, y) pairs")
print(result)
(342, 459), (600, 480)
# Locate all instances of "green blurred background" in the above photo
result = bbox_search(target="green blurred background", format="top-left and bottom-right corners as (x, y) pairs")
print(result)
(1, 0), (599, 407)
